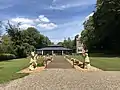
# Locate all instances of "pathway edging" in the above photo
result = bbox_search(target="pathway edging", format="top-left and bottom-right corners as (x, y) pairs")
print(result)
(64, 56), (102, 72)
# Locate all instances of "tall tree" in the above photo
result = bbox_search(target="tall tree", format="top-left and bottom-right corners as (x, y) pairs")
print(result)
(81, 16), (96, 50)
(6, 22), (52, 57)
(81, 0), (120, 54)
(94, 0), (120, 53)
(6, 22), (34, 57)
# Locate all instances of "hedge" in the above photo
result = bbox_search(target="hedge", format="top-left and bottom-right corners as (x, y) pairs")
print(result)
(0, 54), (16, 61)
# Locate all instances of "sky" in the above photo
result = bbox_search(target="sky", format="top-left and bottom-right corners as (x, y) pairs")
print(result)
(0, 0), (96, 43)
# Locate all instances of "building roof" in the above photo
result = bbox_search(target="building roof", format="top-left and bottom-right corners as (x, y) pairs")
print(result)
(37, 47), (72, 51)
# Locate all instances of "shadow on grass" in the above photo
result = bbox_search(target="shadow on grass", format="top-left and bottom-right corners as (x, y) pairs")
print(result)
(0, 73), (29, 84)
(0, 67), (4, 69)
(11, 73), (29, 80)
(89, 53), (120, 58)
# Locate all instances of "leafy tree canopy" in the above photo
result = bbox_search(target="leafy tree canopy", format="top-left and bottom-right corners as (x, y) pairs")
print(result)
(0, 21), (52, 57)
(81, 0), (120, 54)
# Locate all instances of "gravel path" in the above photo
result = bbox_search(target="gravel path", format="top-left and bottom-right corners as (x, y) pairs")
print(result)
(0, 69), (120, 90)
(0, 56), (120, 90)
(46, 56), (73, 69)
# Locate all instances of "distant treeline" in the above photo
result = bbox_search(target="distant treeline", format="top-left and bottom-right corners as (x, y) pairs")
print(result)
(57, 37), (76, 53)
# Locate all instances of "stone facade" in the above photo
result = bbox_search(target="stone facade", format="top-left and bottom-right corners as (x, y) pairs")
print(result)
(75, 35), (83, 54)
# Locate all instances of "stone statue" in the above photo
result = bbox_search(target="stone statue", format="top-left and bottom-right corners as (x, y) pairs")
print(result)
(29, 51), (38, 71)
(84, 53), (91, 69)
(46, 54), (53, 61)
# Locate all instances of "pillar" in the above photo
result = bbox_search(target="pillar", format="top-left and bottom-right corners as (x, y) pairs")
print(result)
(52, 50), (54, 55)
(42, 50), (43, 55)
(62, 51), (64, 55)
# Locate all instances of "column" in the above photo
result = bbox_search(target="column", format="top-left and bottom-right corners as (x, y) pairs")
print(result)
(52, 50), (54, 55)
(42, 50), (43, 55)
(62, 50), (64, 55)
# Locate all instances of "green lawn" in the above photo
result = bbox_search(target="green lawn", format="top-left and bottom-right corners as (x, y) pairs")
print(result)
(0, 58), (29, 84)
(70, 55), (120, 71)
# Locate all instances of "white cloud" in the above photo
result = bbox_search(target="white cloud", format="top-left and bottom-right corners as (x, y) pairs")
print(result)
(37, 15), (50, 23)
(8, 15), (57, 30)
(50, 0), (96, 10)
(37, 23), (57, 30)
(35, 19), (40, 22)
(20, 24), (35, 29)
(9, 17), (35, 29)
(51, 38), (64, 44)
(11, 17), (34, 24)
(37, 15), (57, 30)
(50, 3), (86, 10)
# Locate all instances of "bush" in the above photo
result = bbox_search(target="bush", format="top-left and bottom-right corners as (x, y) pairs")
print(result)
(37, 63), (44, 67)
(0, 53), (16, 61)
(37, 56), (44, 67)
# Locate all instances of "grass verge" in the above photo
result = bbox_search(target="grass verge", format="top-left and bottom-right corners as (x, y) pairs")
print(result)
(70, 55), (120, 71)
(0, 58), (29, 84)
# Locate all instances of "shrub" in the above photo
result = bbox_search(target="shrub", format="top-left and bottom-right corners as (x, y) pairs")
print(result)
(0, 53), (16, 61)
(37, 56), (44, 67)
(37, 63), (44, 67)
